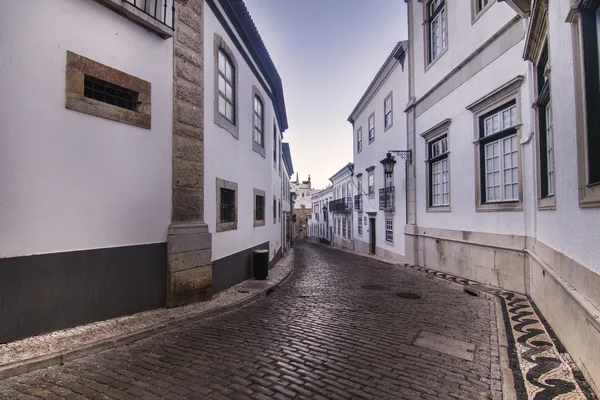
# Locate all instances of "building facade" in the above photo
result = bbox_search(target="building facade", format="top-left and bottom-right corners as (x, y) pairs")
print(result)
(308, 186), (333, 244)
(291, 174), (314, 239)
(404, 0), (600, 393)
(0, 0), (290, 343)
(282, 143), (295, 252)
(348, 41), (409, 261)
(329, 163), (355, 250)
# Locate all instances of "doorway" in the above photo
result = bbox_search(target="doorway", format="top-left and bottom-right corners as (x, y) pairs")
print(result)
(369, 217), (376, 254)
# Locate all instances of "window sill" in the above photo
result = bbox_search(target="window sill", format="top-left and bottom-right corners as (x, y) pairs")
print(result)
(254, 220), (265, 228)
(471, 0), (496, 25)
(538, 195), (556, 210)
(384, 122), (394, 132)
(424, 47), (448, 73)
(216, 222), (237, 232)
(94, 0), (173, 39)
(579, 182), (600, 208)
(215, 112), (238, 139)
(476, 201), (523, 212)
(252, 141), (266, 158)
(426, 205), (451, 213)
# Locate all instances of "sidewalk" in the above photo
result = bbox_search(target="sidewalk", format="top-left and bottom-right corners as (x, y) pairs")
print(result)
(0, 249), (294, 380)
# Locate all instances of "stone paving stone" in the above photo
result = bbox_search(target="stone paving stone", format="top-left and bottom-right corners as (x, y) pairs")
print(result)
(0, 242), (501, 399)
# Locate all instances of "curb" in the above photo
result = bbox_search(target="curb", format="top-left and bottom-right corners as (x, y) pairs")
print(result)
(0, 251), (295, 381)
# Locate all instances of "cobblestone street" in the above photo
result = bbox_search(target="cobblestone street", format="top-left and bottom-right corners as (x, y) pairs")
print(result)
(0, 242), (503, 399)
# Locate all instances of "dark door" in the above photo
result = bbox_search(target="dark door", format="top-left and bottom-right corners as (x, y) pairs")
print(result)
(369, 218), (376, 254)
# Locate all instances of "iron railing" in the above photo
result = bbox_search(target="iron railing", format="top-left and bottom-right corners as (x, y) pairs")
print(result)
(354, 195), (362, 211)
(379, 186), (395, 211)
(330, 197), (352, 212)
(127, 0), (175, 28)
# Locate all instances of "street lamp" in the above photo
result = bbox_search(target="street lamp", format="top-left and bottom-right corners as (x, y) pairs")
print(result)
(380, 152), (397, 177)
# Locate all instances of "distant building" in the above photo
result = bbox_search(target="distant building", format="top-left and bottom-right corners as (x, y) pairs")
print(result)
(329, 163), (355, 250)
(291, 174), (314, 239)
(308, 186), (334, 244)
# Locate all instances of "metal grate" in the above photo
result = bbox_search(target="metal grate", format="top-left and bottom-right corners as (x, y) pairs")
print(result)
(84, 75), (138, 111)
(220, 188), (235, 223)
(127, 0), (174, 28)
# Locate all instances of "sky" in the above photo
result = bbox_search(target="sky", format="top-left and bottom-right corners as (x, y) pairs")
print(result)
(243, 0), (408, 190)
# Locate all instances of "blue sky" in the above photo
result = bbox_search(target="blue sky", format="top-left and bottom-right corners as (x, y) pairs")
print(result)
(243, 0), (408, 189)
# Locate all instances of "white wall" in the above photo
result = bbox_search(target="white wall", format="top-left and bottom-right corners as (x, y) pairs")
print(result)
(414, 43), (531, 235)
(352, 60), (409, 257)
(0, 0), (173, 258)
(534, 0), (600, 273)
(412, 1), (518, 99)
(203, 4), (283, 262)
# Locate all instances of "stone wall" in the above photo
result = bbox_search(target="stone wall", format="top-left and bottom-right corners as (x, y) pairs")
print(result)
(167, 0), (212, 307)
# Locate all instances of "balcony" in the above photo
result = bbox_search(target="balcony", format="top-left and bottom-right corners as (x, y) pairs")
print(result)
(354, 195), (362, 211)
(96, 0), (175, 38)
(379, 186), (395, 212)
(329, 197), (352, 213)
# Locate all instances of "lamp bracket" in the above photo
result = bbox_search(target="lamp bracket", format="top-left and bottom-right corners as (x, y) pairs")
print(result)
(387, 150), (412, 165)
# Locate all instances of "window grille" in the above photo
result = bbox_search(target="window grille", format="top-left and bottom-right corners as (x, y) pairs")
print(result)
(84, 75), (138, 111)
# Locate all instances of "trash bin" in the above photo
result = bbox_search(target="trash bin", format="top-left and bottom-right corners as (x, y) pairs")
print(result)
(252, 249), (269, 280)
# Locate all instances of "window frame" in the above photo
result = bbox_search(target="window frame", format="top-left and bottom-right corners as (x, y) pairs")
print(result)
(252, 86), (266, 158)
(467, 76), (524, 212)
(213, 34), (238, 138)
(471, 0), (496, 24)
(367, 168), (375, 198)
(384, 92), (393, 131)
(357, 127), (363, 153)
(253, 189), (266, 227)
(368, 113), (375, 143)
(569, 4), (600, 207)
(215, 178), (238, 232)
(421, 119), (451, 212)
(534, 42), (556, 209)
(385, 218), (394, 243)
(424, 0), (448, 68)
(357, 212), (363, 235)
(273, 196), (277, 224)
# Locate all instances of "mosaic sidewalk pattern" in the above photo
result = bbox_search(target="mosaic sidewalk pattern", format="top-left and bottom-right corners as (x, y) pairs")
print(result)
(406, 264), (596, 400)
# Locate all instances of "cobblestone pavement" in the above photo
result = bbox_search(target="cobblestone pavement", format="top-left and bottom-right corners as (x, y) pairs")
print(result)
(0, 242), (503, 399)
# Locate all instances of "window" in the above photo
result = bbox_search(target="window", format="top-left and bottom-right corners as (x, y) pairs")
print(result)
(253, 96), (264, 146)
(279, 201), (281, 221)
(479, 101), (519, 203)
(536, 44), (555, 202)
(427, 0), (447, 64)
(342, 218), (347, 239)
(428, 136), (449, 207)
(358, 213), (363, 235)
(273, 123), (277, 163)
(254, 189), (265, 227)
(575, 3), (600, 206)
(477, 0), (490, 12)
(216, 178), (238, 232)
(357, 175), (362, 195)
(368, 169), (375, 196)
(385, 219), (393, 242)
(65, 51), (151, 129)
(384, 93), (393, 129)
(357, 127), (363, 153)
(337, 219), (341, 235)
(220, 188), (235, 224)
(368, 113), (375, 142)
(84, 75), (139, 111)
(273, 198), (277, 224)
(472, 0), (494, 21)
(347, 220), (352, 240)
(218, 50), (235, 123)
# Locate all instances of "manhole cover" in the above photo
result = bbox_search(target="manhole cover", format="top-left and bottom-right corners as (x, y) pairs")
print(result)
(362, 284), (387, 290)
(396, 292), (421, 299)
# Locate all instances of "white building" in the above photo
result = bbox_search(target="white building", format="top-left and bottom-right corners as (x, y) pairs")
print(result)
(329, 163), (355, 249)
(404, 0), (600, 392)
(199, 0), (289, 293)
(309, 186), (334, 244)
(348, 41), (409, 261)
(0, 0), (290, 343)
(282, 143), (295, 251)
(290, 173), (315, 209)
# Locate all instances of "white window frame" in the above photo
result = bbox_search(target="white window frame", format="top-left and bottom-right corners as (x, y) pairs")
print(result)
(426, 0), (447, 66)
(368, 113), (375, 142)
(384, 92), (393, 130)
(467, 76), (524, 212)
(422, 119), (451, 212)
(218, 50), (235, 123)
(385, 219), (393, 243)
(357, 127), (363, 153)
(358, 212), (363, 235)
(367, 169), (375, 197)
(253, 95), (263, 147)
